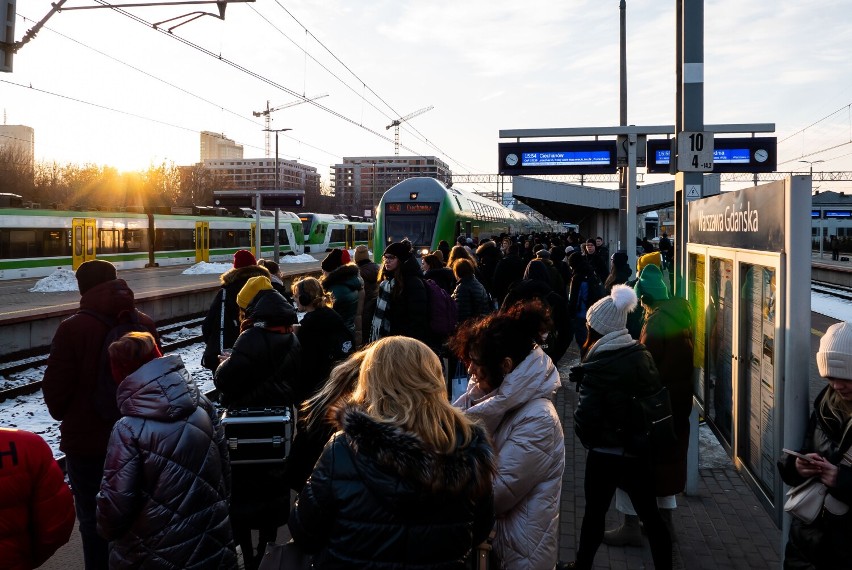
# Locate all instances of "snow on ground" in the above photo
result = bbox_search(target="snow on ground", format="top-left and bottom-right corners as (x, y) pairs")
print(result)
(811, 291), (852, 321)
(29, 269), (79, 293)
(182, 254), (318, 275)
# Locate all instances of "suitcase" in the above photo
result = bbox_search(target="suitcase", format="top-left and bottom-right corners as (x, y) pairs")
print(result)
(220, 407), (294, 465)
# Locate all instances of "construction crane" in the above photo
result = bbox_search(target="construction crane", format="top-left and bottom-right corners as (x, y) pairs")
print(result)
(253, 94), (328, 157)
(385, 105), (434, 155)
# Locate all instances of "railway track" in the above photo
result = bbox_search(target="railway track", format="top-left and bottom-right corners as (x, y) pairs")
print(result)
(0, 317), (205, 403)
(811, 280), (852, 302)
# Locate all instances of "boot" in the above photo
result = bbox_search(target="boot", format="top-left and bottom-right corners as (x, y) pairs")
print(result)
(602, 514), (643, 547)
(660, 508), (677, 544)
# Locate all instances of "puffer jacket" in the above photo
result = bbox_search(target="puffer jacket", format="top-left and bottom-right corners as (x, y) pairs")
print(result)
(214, 289), (303, 406)
(572, 330), (662, 451)
(321, 263), (365, 344)
(778, 386), (852, 569)
(96, 355), (237, 569)
(43, 279), (158, 456)
(456, 347), (564, 570)
(201, 264), (271, 370)
(0, 429), (75, 570)
(641, 297), (694, 495)
(452, 275), (492, 324)
(289, 406), (495, 569)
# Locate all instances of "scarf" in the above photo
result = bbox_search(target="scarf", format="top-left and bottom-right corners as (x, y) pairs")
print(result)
(370, 278), (394, 342)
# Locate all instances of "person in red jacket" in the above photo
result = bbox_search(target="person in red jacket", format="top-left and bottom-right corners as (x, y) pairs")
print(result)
(0, 428), (75, 570)
(42, 259), (158, 570)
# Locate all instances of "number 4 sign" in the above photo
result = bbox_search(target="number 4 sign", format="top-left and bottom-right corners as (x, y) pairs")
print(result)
(677, 131), (714, 172)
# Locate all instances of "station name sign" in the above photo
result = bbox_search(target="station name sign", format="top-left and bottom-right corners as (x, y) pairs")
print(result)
(688, 184), (784, 251)
(498, 141), (618, 176)
(647, 137), (777, 174)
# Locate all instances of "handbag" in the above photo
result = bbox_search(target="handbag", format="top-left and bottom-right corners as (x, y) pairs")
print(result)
(470, 530), (498, 570)
(257, 540), (312, 570)
(784, 477), (827, 524)
(783, 449), (852, 523)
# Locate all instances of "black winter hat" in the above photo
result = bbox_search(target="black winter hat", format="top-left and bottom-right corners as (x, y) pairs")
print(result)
(76, 259), (117, 295)
(383, 240), (412, 260)
(321, 248), (344, 272)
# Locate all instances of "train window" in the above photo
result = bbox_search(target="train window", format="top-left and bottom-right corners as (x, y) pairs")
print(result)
(329, 228), (346, 244)
(385, 216), (436, 247)
(155, 229), (194, 251)
(279, 229), (290, 246)
(75, 226), (83, 257)
(86, 226), (94, 255)
(355, 228), (368, 242)
(98, 229), (121, 254)
(261, 229), (275, 246)
(42, 230), (69, 257)
(0, 229), (36, 258)
(121, 229), (147, 252)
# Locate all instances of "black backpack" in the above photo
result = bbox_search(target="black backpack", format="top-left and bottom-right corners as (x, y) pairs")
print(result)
(627, 386), (677, 456)
(79, 309), (154, 424)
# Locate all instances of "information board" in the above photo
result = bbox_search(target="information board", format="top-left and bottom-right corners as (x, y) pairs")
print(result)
(647, 137), (777, 174)
(498, 140), (618, 175)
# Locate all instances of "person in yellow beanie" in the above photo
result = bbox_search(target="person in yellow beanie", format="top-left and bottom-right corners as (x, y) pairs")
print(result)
(214, 273), (301, 570)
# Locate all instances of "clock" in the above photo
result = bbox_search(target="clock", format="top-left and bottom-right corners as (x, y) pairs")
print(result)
(754, 149), (768, 163)
(505, 153), (519, 166)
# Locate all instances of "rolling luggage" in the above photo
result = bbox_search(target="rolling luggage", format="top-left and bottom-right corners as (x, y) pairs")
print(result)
(220, 407), (294, 465)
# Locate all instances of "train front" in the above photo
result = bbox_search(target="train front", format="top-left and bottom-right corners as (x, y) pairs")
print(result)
(375, 178), (454, 257)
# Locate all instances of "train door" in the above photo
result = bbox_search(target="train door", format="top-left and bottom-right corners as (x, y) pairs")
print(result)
(465, 221), (473, 239)
(345, 225), (355, 250)
(71, 218), (97, 270)
(195, 221), (210, 262)
(367, 226), (374, 251)
(472, 225), (480, 243)
(250, 222), (257, 257)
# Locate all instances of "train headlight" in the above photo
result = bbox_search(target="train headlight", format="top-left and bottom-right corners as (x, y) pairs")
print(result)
(420, 248), (429, 257)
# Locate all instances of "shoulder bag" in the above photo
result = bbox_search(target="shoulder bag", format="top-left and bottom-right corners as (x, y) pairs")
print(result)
(784, 449), (852, 523)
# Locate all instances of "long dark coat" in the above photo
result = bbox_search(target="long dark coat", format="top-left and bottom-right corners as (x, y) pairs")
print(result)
(43, 279), (158, 457)
(640, 296), (694, 495)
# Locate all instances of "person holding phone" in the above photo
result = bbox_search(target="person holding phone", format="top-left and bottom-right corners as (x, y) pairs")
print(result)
(778, 321), (852, 569)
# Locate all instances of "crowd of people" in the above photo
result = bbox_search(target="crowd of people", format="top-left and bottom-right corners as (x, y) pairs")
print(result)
(4, 228), (846, 570)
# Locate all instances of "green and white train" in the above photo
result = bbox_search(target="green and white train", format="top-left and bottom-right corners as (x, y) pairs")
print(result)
(375, 177), (562, 255)
(0, 204), (373, 280)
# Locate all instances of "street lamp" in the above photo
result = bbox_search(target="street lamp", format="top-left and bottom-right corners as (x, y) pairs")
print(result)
(800, 159), (825, 258)
(263, 128), (292, 262)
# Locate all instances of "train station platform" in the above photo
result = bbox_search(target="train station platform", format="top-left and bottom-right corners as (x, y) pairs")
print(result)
(41, 337), (798, 570)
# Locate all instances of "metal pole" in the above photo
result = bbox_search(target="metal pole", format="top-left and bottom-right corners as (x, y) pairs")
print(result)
(677, 0), (704, 499)
(274, 132), (280, 262)
(618, 0), (628, 253)
(255, 192), (262, 259)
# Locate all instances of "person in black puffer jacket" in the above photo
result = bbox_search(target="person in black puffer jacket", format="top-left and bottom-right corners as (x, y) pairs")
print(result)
(214, 276), (302, 570)
(97, 332), (236, 569)
(569, 285), (671, 570)
(289, 336), (496, 569)
(369, 240), (429, 344)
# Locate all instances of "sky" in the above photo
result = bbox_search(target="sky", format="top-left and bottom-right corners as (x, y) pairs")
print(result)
(3, 0), (852, 194)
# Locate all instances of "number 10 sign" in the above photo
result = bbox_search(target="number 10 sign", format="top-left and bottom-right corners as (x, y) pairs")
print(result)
(677, 131), (714, 172)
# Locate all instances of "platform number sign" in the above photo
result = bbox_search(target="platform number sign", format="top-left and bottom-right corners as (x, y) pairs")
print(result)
(677, 131), (714, 172)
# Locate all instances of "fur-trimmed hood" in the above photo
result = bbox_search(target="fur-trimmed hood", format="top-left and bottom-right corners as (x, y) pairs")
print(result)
(219, 264), (270, 286)
(321, 263), (362, 290)
(339, 405), (494, 498)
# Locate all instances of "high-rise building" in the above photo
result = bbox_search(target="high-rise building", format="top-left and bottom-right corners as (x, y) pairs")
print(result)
(201, 157), (319, 208)
(200, 131), (243, 161)
(0, 124), (34, 169)
(331, 155), (451, 218)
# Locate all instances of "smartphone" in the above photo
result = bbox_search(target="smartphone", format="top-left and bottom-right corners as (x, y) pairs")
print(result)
(783, 448), (816, 463)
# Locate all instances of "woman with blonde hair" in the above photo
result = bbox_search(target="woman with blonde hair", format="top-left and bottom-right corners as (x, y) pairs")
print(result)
(779, 321), (852, 568)
(292, 276), (355, 401)
(289, 336), (496, 568)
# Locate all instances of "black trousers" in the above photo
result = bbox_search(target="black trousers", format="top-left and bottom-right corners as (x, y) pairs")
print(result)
(66, 453), (109, 570)
(575, 449), (672, 570)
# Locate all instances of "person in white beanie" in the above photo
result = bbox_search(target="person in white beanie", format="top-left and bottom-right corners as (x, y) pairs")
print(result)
(778, 321), (852, 569)
(561, 284), (672, 570)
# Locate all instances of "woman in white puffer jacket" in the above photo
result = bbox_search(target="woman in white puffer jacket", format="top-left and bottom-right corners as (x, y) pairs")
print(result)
(451, 299), (565, 570)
